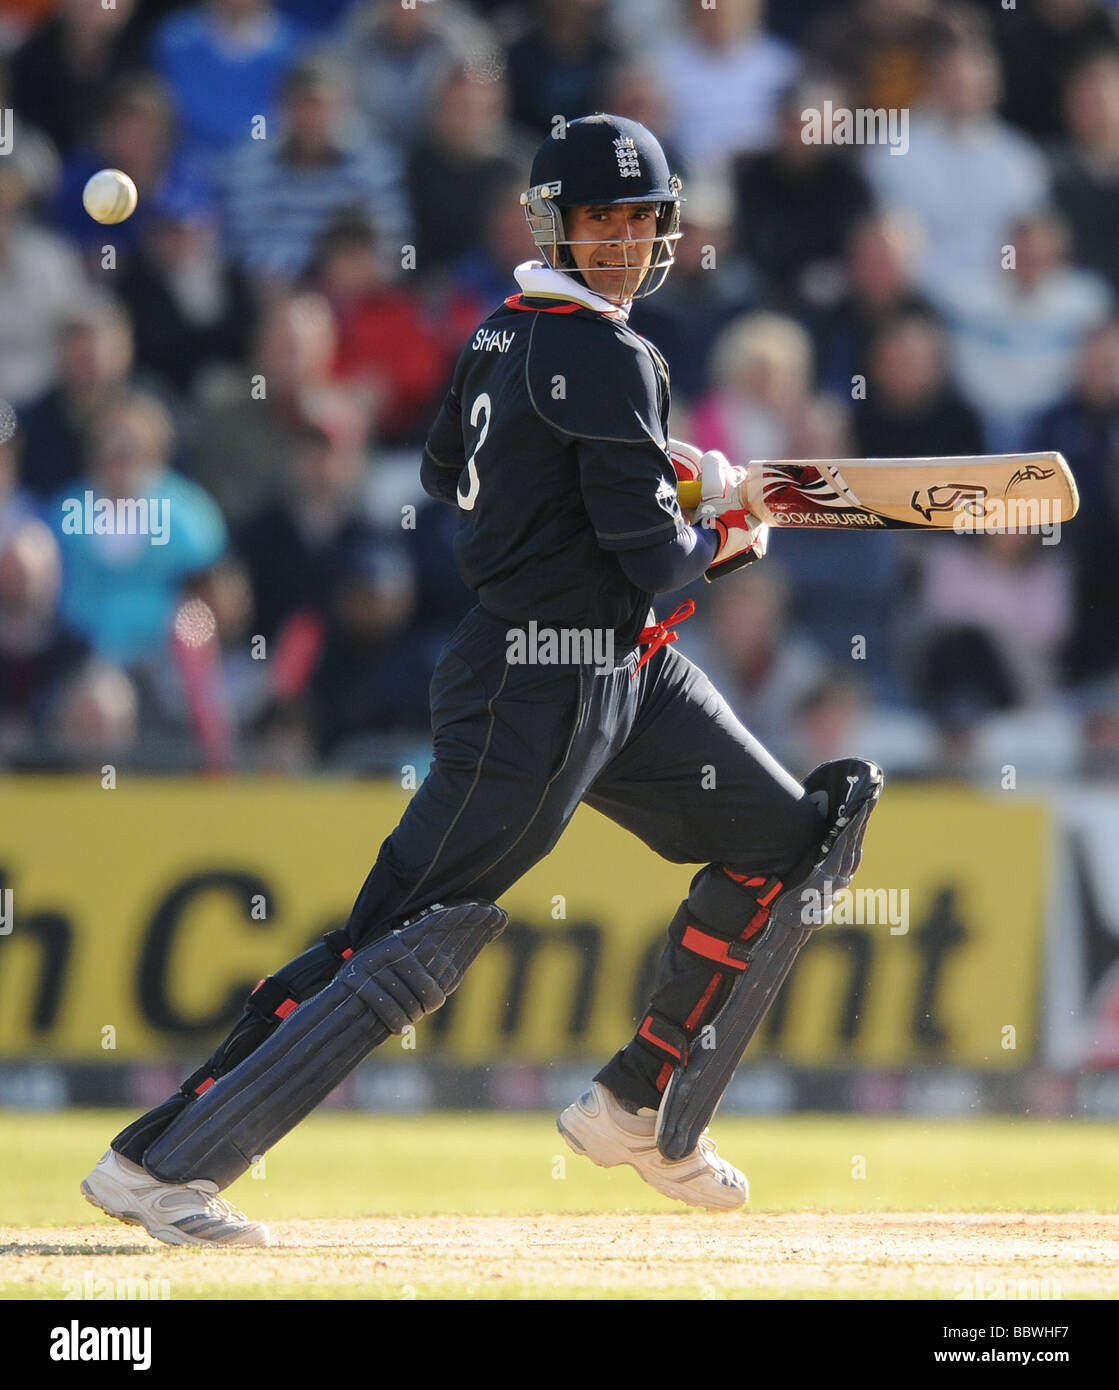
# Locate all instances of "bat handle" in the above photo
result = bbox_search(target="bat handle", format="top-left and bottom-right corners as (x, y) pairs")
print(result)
(676, 478), (701, 510)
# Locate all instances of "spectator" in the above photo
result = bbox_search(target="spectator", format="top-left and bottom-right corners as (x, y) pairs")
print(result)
(47, 390), (228, 666)
(912, 533), (1075, 714)
(730, 78), (874, 307)
(274, 0), (351, 33)
(0, 166), (88, 410)
(0, 53), (61, 206)
(936, 210), (1112, 451)
(1034, 318), (1119, 527)
(996, 0), (1119, 142)
(506, 0), (618, 137)
(650, 0), (800, 179)
(787, 677), (871, 777)
(17, 292), (138, 501)
(678, 563), (828, 766)
(0, 428), (38, 553)
(852, 309), (985, 458)
(331, 0), (489, 151)
(0, 520), (93, 761)
(141, 554), (272, 766)
(863, 24), (1050, 299)
(308, 213), (453, 445)
(628, 178), (755, 408)
(445, 170), (539, 313)
(52, 72), (180, 259)
(150, 0), (305, 190)
(234, 385), (379, 644)
(0, 1), (57, 51)
(808, 0), (958, 111)
(116, 186), (256, 396)
(599, 56), (686, 174)
(406, 62), (532, 275)
(47, 660), (140, 767)
(606, 0), (686, 57)
(187, 292), (338, 524)
(1052, 51), (1119, 297)
(690, 311), (823, 462)
(1033, 320), (1119, 682)
(309, 534), (435, 759)
(221, 53), (410, 288)
(9, 0), (143, 157)
(806, 212), (934, 399)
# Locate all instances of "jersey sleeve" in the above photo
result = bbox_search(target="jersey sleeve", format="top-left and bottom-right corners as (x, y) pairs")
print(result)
(422, 385), (465, 478)
(527, 315), (688, 551)
(576, 436), (688, 550)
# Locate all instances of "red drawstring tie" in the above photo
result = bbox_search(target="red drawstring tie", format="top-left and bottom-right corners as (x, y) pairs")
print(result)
(633, 599), (696, 675)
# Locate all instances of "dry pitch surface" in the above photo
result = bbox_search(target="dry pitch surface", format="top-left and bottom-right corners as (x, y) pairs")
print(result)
(5, 1113), (1119, 1299)
(4, 1213), (1117, 1299)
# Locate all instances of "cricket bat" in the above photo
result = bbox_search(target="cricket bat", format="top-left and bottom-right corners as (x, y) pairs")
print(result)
(673, 450), (1078, 532)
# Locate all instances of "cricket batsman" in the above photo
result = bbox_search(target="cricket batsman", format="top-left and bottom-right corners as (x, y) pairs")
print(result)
(81, 116), (882, 1245)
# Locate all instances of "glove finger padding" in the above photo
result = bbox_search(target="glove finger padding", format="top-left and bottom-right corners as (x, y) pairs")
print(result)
(668, 437), (703, 485)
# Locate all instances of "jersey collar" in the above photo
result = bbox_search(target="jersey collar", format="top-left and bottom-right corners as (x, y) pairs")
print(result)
(512, 260), (631, 322)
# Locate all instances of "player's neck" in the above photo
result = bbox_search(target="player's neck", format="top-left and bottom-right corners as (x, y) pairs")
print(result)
(513, 260), (632, 321)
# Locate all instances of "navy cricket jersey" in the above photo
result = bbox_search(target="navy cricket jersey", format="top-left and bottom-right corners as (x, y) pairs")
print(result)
(422, 283), (689, 648)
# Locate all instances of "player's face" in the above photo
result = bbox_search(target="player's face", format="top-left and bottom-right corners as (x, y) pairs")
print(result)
(565, 203), (659, 302)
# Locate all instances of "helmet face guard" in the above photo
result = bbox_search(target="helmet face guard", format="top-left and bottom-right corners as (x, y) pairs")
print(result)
(520, 178), (683, 302)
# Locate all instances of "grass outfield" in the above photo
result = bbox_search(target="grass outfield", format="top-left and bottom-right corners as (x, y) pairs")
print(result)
(2, 1110), (1118, 1299)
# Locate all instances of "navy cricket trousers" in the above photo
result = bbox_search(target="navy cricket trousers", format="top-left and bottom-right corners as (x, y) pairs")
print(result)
(343, 604), (824, 1107)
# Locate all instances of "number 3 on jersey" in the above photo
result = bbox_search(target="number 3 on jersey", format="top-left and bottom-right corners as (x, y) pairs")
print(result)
(457, 392), (491, 511)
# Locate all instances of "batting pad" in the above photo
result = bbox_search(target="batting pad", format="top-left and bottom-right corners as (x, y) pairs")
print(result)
(656, 759), (883, 1161)
(142, 900), (507, 1188)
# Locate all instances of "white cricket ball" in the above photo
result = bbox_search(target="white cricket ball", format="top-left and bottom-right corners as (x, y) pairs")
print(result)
(82, 168), (139, 225)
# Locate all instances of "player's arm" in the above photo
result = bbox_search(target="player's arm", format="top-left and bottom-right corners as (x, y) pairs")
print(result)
(420, 386), (465, 507)
(616, 521), (717, 592)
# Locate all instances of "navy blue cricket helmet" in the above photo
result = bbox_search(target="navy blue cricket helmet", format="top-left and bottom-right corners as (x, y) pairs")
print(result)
(520, 114), (683, 301)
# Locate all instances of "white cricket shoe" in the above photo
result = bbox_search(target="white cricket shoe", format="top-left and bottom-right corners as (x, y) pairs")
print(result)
(557, 1081), (747, 1211)
(80, 1149), (270, 1247)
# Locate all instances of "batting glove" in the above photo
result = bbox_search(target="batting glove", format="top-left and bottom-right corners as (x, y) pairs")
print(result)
(685, 445), (769, 581)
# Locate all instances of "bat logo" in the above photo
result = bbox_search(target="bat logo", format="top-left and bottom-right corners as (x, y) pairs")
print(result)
(1005, 464), (1055, 494)
(911, 483), (988, 521)
(762, 464), (860, 509)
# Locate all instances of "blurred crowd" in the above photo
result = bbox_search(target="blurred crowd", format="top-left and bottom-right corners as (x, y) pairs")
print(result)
(1, 0), (1118, 780)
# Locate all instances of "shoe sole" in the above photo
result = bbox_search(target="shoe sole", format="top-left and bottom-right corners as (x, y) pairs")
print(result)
(557, 1110), (746, 1212)
(80, 1175), (268, 1248)
(81, 1177), (196, 1247)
